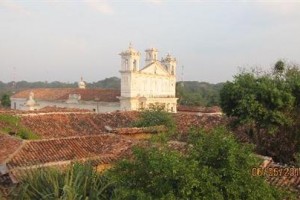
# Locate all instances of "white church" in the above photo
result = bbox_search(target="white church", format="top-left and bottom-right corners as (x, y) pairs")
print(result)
(11, 45), (178, 113)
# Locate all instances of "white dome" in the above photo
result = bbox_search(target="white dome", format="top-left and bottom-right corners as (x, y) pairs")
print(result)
(78, 77), (86, 89)
(25, 91), (36, 106)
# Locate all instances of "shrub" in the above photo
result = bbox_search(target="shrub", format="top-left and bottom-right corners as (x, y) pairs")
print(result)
(1, 93), (11, 107)
(133, 105), (176, 134)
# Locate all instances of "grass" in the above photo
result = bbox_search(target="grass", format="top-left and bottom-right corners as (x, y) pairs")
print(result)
(0, 114), (39, 140)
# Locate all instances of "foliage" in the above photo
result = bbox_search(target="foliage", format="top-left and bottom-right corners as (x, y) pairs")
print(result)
(274, 60), (285, 74)
(220, 73), (294, 129)
(176, 81), (223, 106)
(1, 93), (11, 107)
(11, 163), (114, 200)
(88, 77), (120, 89)
(220, 61), (300, 163)
(132, 105), (176, 134)
(106, 127), (288, 200)
(0, 77), (121, 98)
(0, 114), (39, 139)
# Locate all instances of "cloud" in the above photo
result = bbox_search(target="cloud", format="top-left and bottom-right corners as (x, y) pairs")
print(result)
(84, 0), (114, 15)
(0, 0), (31, 15)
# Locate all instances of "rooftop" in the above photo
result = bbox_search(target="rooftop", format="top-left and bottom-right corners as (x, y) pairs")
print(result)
(0, 133), (23, 164)
(260, 156), (300, 194)
(5, 134), (136, 170)
(11, 88), (120, 102)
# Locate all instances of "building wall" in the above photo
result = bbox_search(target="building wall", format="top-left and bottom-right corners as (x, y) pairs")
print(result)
(121, 71), (176, 98)
(10, 98), (120, 113)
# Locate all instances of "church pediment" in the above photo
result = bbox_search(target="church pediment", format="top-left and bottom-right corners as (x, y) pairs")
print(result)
(139, 62), (169, 76)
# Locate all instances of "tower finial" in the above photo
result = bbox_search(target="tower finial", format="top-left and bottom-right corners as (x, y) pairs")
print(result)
(129, 42), (132, 49)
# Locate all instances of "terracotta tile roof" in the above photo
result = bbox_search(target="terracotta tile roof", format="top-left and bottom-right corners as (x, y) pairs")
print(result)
(173, 113), (228, 140)
(177, 105), (221, 113)
(5, 134), (135, 170)
(19, 112), (139, 139)
(259, 156), (300, 194)
(0, 133), (23, 164)
(38, 106), (91, 112)
(15, 112), (229, 140)
(11, 88), (120, 102)
(110, 125), (167, 135)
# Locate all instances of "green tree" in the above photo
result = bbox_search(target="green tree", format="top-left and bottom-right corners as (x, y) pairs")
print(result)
(274, 60), (285, 74)
(1, 93), (11, 107)
(220, 62), (300, 163)
(107, 127), (287, 200)
(176, 81), (223, 106)
(133, 105), (176, 133)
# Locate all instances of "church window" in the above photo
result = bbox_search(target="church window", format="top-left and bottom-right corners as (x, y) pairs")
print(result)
(139, 102), (144, 109)
(133, 60), (137, 71)
(125, 59), (129, 70)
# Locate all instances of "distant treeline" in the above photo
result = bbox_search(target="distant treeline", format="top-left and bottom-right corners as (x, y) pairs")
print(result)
(176, 81), (224, 106)
(0, 77), (121, 96)
(0, 77), (223, 107)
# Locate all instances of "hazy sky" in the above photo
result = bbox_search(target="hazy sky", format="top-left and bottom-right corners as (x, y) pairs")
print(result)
(1, 0), (300, 83)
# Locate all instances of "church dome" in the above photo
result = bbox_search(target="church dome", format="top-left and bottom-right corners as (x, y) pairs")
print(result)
(78, 77), (86, 89)
(25, 91), (36, 106)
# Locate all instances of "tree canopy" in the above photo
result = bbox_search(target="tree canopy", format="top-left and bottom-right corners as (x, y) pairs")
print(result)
(1, 93), (11, 107)
(220, 62), (300, 163)
(107, 127), (287, 200)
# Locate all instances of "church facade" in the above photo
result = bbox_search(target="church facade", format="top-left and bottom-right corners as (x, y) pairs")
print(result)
(119, 45), (178, 112)
(10, 45), (178, 113)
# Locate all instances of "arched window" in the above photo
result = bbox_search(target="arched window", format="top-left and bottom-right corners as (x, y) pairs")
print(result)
(125, 59), (129, 70)
(133, 60), (137, 71)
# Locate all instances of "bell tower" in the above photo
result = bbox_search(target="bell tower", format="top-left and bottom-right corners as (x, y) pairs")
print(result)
(145, 48), (158, 65)
(119, 43), (140, 72)
(161, 53), (176, 75)
(119, 43), (140, 99)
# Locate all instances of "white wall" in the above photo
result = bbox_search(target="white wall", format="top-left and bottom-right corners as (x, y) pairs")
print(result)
(10, 98), (120, 113)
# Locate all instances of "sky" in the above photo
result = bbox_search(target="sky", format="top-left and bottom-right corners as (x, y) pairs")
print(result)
(0, 0), (300, 83)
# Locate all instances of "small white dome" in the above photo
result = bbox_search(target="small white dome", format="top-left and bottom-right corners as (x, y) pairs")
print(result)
(78, 77), (86, 89)
(25, 91), (36, 106)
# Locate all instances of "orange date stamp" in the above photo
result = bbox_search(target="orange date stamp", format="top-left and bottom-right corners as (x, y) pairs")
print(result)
(251, 167), (300, 177)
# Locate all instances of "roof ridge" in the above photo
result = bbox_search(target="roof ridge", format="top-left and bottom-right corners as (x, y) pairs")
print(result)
(25, 133), (117, 143)
(9, 154), (118, 172)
